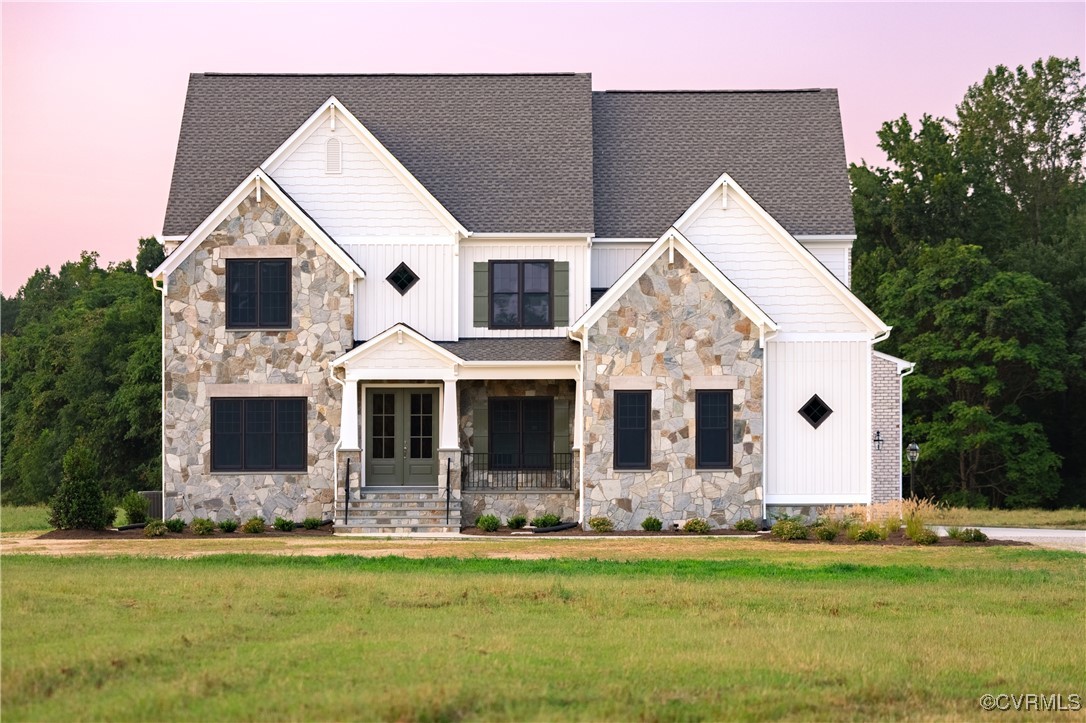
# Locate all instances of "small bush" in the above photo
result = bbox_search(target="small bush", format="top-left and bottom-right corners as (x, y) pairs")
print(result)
(242, 516), (266, 534)
(881, 516), (903, 537)
(48, 442), (116, 531)
(771, 516), (808, 540)
(814, 524), (839, 541)
(143, 520), (168, 537)
(945, 526), (963, 540)
(507, 514), (527, 530)
(120, 491), (149, 525)
(191, 518), (216, 536)
(904, 513), (926, 541)
(273, 516), (295, 532)
(641, 516), (663, 532)
(911, 528), (939, 545)
(588, 516), (615, 532)
(164, 518), (186, 533)
(218, 518), (239, 533)
(734, 518), (759, 532)
(958, 527), (988, 543)
(853, 524), (883, 542)
(683, 518), (712, 534)
(531, 513), (561, 528)
(476, 514), (500, 532)
(302, 517), (322, 530)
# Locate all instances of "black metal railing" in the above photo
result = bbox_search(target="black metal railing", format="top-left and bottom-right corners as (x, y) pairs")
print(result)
(462, 452), (573, 491)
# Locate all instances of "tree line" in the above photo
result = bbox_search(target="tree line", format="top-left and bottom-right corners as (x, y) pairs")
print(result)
(1, 58), (1082, 509)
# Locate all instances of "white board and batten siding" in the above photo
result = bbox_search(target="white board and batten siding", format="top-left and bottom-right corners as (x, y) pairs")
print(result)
(267, 115), (448, 239)
(343, 242), (456, 342)
(766, 339), (870, 503)
(591, 243), (651, 289)
(680, 188), (866, 333)
(458, 240), (589, 339)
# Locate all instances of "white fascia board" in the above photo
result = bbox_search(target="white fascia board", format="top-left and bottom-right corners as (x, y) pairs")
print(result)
(794, 234), (857, 243)
(591, 237), (656, 244)
(330, 322), (464, 369)
(466, 232), (593, 241)
(160, 234), (186, 243)
(261, 96), (470, 238)
(151, 169), (364, 282)
(765, 494), (870, 505)
(571, 227), (777, 333)
(873, 350), (916, 374)
(674, 173), (889, 337)
(770, 331), (875, 342)
(458, 362), (580, 381)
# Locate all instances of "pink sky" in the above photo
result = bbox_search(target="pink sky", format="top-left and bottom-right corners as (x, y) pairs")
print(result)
(2, 2), (1083, 292)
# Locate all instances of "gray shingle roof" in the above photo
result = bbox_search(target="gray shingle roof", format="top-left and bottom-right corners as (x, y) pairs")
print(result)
(163, 73), (596, 236)
(164, 76), (854, 239)
(591, 89), (855, 237)
(435, 338), (579, 362)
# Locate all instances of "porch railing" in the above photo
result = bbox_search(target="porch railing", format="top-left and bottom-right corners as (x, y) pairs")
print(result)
(462, 452), (573, 491)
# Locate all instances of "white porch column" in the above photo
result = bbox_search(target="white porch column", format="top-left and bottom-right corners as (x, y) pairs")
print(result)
(439, 378), (459, 452)
(341, 379), (360, 450)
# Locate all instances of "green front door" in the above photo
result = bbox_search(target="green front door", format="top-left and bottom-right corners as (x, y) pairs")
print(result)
(366, 388), (438, 486)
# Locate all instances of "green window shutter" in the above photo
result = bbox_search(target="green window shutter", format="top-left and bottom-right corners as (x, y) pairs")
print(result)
(472, 401), (489, 456)
(553, 261), (570, 327)
(473, 262), (489, 328)
(553, 399), (571, 455)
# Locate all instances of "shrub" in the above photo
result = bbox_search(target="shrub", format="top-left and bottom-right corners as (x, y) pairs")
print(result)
(507, 514), (527, 530)
(734, 518), (759, 532)
(476, 514), (500, 532)
(904, 513), (927, 541)
(881, 516), (903, 537)
(242, 516), (266, 534)
(144, 520), (168, 537)
(531, 513), (561, 528)
(814, 524), (839, 541)
(302, 517), (322, 530)
(683, 518), (712, 534)
(588, 516), (615, 532)
(958, 527), (988, 543)
(218, 518), (239, 533)
(120, 491), (149, 525)
(48, 442), (116, 531)
(273, 516), (295, 532)
(641, 516), (663, 532)
(771, 516), (808, 540)
(911, 528), (939, 545)
(191, 518), (216, 536)
(945, 526), (963, 540)
(853, 524), (883, 542)
(164, 518), (186, 533)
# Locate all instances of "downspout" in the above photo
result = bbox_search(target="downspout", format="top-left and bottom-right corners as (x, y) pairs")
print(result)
(760, 325), (775, 529)
(150, 272), (166, 521)
(568, 326), (586, 526)
(328, 368), (345, 517)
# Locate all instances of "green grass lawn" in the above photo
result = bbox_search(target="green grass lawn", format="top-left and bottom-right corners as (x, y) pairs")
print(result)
(0, 505), (51, 533)
(2, 547), (1083, 721)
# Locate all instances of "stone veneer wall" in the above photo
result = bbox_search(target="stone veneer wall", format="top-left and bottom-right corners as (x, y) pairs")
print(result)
(871, 353), (903, 503)
(583, 250), (763, 530)
(458, 379), (577, 525)
(163, 191), (354, 522)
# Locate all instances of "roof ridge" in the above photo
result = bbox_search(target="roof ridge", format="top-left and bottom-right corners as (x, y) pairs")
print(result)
(595, 88), (831, 94)
(198, 72), (589, 78)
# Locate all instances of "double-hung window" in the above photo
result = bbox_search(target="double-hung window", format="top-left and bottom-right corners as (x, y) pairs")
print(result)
(614, 391), (650, 470)
(695, 390), (733, 469)
(211, 398), (307, 472)
(489, 398), (553, 470)
(490, 260), (552, 328)
(226, 259), (291, 329)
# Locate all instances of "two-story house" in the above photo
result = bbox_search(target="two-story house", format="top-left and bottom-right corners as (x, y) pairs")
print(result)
(151, 73), (912, 532)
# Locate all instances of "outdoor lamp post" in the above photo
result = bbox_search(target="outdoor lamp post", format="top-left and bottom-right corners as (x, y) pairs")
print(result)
(906, 441), (920, 499)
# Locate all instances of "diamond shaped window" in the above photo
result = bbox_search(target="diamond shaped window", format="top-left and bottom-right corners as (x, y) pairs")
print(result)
(386, 262), (419, 295)
(799, 394), (833, 429)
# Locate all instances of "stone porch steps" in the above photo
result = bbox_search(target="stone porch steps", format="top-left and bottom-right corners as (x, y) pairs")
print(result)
(336, 488), (460, 535)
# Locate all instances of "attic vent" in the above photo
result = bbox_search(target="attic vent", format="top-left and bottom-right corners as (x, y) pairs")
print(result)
(799, 394), (833, 429)
(325, 137), (342, 175)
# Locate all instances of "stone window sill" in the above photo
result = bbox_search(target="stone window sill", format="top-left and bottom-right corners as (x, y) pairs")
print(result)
(209, 470), (309, 476)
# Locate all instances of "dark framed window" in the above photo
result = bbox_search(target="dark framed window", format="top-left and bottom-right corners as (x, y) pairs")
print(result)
(799, 394), (833, 429)
(696, 390), (733, 469)
(386, 262), (420, 295)
(489, 397), (553, 470)
(614, 391), (650, 470)
(211, 398), (307, 472)
(226, 259), (291, 329)
(490, 260), (552, 329)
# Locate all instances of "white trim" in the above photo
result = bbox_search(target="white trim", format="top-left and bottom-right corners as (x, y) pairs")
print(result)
(674, 173), (889, 336)
(873, 350), (916, 375)
(772, 331), (876, 342)
(262, 96), (469, 237)
(571, 227), (777, 334)
(458, 364), (579, 381)
(466, 232), (593, 241)
(690, 375), (738, 390)
(160, 234), (186, 243)
(330, 322), (463, 370)
(205, 383), (313, 397)
(339, 235), (457, 246)
(150, 168), (365, 283)
(794, 234), (857, 243)
(607, 376), (657, 390)
(765, 494), (870, 505)
(591, 237), (656, 244)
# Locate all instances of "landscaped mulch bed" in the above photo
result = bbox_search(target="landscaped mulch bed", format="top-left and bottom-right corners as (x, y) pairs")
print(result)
(38, 526), (335, 540)
(462, 527), (1025, 546)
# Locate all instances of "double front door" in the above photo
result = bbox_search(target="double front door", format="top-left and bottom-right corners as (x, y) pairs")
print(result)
(366, 388), (438, 486)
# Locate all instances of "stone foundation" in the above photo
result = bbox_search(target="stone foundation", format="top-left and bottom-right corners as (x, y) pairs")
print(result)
(461, 491), (579, 527)
(582, 249), (764, 530)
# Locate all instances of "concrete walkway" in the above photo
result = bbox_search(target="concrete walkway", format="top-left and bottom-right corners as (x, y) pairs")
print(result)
(934, 526), (1085, 552)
